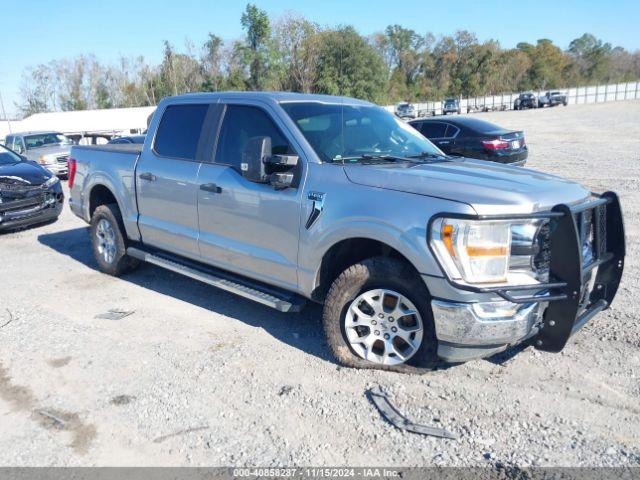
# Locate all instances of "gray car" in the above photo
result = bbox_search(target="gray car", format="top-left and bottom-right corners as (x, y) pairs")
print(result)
(4, 131), (73, 176)
(68, 92), (625, 372)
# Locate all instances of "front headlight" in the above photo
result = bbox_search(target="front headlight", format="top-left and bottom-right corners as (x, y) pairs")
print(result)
(430, 217), (548, 286)
(43, 175), (60, 188)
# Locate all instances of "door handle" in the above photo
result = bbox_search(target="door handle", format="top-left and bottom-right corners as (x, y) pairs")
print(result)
(200, 183), (222, 193)
(139, 172), (157, 181)
(438, 140), (450, 145)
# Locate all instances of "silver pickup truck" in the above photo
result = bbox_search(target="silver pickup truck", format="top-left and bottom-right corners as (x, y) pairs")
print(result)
(68, 92), (625, 372)
(4, 131), (72, 176)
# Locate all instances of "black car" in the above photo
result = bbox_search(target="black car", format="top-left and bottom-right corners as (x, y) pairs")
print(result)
(514, 92), (538, 110)
(108, 135), (146, 144)
(409, 116), (528, 165)
(0, 144), (64, 232)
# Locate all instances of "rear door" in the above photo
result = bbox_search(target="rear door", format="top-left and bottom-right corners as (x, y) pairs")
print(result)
(419, 122), (451, 153)
(136, 103), (214, 260)
(196, 103), (303, 290)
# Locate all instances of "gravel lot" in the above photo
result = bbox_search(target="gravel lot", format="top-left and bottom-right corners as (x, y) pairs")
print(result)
(0, 100), (639, 468)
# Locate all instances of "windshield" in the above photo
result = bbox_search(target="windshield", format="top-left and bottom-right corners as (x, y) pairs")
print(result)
(281, 102), (442, 162)
(24, 133), (73, 150)
(0, 145), (22, 165)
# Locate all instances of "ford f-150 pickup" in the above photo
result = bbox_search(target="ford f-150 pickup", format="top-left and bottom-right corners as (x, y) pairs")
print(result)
(68, 92), (625, 372)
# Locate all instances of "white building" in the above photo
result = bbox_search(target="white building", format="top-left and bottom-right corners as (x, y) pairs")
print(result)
(1, 106), (156, 144)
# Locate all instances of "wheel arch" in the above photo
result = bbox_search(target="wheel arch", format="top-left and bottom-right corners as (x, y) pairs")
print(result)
(84, 176), (140, 242)
(88, 183), (120, 218)
(311, 237), (423, 302)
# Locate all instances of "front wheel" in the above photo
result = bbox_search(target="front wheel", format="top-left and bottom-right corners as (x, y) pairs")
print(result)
(90, 203), (139, 276)
(322, 257), (438, 373)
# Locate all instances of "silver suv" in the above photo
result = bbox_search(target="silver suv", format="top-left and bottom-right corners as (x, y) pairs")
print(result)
(68, 92), (625, 372)
(4, 131), (73, 176)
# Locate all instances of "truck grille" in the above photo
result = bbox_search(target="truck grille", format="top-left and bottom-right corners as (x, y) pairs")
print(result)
(534, 222), (551, 276)
(532, 202), (606, 280)
(57, 155), (69, 165)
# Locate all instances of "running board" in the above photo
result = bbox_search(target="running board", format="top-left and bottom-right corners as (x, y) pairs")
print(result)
(126, 247), (306, 313)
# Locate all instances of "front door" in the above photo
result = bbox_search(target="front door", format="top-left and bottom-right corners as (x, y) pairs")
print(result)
(136, 103), (211, 260)
(196, 104), (303, 290)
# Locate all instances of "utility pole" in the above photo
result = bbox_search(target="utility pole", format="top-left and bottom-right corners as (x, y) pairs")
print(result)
(0, 90), (12, 133)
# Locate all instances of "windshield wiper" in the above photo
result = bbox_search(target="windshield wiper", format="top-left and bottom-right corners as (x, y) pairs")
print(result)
(406, 151), (447, 159)
(332, 154), (398, 163)
(334, 154), (433, 164)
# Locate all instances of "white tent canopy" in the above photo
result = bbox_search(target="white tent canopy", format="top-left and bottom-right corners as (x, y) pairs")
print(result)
(1, 106), (156, 142)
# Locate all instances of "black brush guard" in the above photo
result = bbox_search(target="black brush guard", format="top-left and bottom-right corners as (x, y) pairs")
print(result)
(433, 191), (625, 353)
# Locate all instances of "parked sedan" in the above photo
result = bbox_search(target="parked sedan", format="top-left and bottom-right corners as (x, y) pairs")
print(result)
(409, 116), (528, 165)
(0, 145), (64, 232)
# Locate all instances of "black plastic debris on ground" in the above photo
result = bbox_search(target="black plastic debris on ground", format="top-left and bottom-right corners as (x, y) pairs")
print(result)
(366, 386), (456, 440)
(0, 309), (14, 329)
(95, 309), (135, 321)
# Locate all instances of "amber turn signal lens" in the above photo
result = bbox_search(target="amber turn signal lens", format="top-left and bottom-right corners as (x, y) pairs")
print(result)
(442, 224), (455, 257)
(465, 246), (508, 257)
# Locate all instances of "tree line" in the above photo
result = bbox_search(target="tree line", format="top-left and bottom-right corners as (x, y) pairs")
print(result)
(16, 4), (640, 117)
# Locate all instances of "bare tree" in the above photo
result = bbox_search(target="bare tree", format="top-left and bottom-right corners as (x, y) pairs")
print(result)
(274, 12), (320, 92)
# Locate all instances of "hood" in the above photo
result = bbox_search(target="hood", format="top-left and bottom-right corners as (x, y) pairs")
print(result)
(344, 158), (590, 215)
(0, 161), (51, 187)
(24, 144), (71, 161)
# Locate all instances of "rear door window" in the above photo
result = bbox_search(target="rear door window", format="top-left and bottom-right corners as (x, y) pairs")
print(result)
(154, 104), (209, 160)
(409, 122), (423, 133)
(215, 105), (294, 170)
(420, 122), (448, 138)
(443, 124), (460, 138)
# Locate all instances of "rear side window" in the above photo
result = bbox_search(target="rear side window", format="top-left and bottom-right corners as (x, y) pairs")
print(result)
(444, 124), (459, 138)
(215, 105), (293, 170)
(154, 104), (209, 160)
(420, 122), (448, 138)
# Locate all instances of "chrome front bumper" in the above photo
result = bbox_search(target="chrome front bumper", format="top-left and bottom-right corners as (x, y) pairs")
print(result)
(44, 163), (68, 176)
(431, 299), (545, 362)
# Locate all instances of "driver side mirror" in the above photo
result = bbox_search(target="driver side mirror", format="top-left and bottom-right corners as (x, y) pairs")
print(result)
(241, 136), (271, 183)
(241, 136), (299, 189)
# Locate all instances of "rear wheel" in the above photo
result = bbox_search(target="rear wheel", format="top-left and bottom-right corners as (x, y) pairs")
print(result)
(90, 204), (139, 276)
(322, 257), (438, 373)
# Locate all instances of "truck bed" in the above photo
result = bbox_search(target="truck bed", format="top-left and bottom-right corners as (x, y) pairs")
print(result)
(69, 143), (142, 241)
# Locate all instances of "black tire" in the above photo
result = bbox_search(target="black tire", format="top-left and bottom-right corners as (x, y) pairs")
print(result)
(90, 203), (139, 276)
(322, 257), (438, 373)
